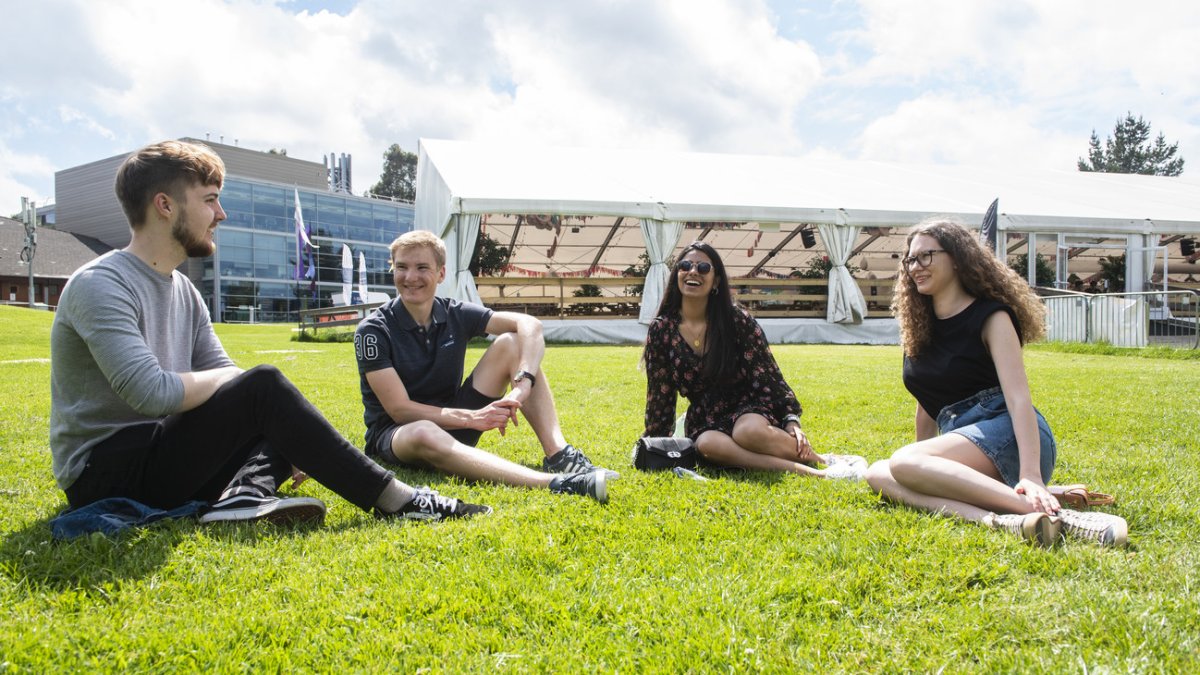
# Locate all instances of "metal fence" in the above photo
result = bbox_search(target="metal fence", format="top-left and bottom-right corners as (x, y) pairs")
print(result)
(1039, 289), (1200, 349)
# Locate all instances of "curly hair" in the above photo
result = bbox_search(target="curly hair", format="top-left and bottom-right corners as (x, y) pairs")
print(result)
(891, 218), (1046, 358)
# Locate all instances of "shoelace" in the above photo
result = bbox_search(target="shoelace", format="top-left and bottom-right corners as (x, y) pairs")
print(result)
(412, 490), (458, 514)
(1061, 512), (1112, 540)
(991, 514), (1027, 535)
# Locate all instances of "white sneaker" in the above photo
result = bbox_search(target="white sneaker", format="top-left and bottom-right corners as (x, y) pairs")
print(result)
(825, 454), (868, 469)
(1058, 509), (1128, 547)
(986, 512), (1062, 548)
(823, 462), (866, 481)
(199, 494), (326, 525)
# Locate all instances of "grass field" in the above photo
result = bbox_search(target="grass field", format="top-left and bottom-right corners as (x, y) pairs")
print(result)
(1, 304), (1198, 671)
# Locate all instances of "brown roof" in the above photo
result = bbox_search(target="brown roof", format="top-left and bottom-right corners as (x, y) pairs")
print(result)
(0, 216), (112, 279)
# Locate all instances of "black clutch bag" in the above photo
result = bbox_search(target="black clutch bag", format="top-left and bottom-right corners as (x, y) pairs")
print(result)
(631, 437), (697, 472)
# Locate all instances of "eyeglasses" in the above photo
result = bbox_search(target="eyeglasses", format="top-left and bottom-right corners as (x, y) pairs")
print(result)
(676, 260), (712, 274)
(901, 249), (946, 270)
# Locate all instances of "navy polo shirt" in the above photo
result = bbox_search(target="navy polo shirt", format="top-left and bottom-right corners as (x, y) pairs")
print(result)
(355, 296), (493, 448)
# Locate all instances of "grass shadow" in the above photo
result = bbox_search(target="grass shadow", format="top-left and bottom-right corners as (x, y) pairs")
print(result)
(0, 508), (342, 593)
(0, 510), (192, 592)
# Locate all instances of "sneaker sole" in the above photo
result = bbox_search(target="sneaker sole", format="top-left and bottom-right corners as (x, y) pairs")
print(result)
(199, 498), (326, 525)
(593, 472), (608, 504)
(1029, 515), (1063, 548)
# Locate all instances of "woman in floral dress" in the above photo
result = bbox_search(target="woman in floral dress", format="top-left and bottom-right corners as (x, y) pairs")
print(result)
(641, 241), (861, 478)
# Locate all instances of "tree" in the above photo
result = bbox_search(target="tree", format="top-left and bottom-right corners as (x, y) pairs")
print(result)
(468, 233), (510, 276)
(1077, 113), (1185, 176)
(623, 251), (675, 296)
(370, 144), (418, 201)
(787, 255), (861, 298)
(1097, 254), (1126, 292)
(1008, 253), (1056, 287)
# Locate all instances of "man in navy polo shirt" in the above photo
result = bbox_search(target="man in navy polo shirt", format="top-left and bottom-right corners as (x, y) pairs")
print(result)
(354, 230), (615, 502)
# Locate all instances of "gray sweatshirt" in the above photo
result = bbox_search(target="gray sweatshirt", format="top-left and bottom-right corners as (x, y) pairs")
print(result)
(49, 250), (233, 490)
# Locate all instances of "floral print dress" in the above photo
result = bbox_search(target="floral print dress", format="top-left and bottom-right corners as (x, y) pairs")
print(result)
(643, 308), (802, 439)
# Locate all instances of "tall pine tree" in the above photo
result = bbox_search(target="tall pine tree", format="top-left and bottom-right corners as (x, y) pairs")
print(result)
(1077, 113), (1184, 176)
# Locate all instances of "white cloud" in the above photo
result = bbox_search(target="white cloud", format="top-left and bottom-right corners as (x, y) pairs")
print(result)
(856, 94), (1080, 168)
(0, 140), (57, 214)
(1, 0), (1198, 212)
(26, 0), (824, 190)
(58, 106), (116, 140)
(835, 0), (1200, 169)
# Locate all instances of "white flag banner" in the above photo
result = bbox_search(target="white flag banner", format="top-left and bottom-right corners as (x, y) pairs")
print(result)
(341, 244), (353, 303)
(294, 189), (317, 249)
(358, 251), (368, 301)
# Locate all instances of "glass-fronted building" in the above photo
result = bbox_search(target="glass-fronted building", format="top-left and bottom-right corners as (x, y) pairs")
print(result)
(203, 179), (412, 323)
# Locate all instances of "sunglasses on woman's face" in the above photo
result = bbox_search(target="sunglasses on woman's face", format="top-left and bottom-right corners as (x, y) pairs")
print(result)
(677, 260), (712, 274)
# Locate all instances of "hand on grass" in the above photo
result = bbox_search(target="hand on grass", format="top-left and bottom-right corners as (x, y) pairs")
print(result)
(290, 466), (308, 489)
(1015, 478), (1060, 515)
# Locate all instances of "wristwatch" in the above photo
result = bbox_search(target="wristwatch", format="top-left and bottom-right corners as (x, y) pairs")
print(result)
(784, 414), (802, 428)
(513, 370), (537, 388)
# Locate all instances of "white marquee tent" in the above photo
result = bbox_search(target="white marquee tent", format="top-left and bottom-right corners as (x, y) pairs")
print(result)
(414, 138), (1199, 343)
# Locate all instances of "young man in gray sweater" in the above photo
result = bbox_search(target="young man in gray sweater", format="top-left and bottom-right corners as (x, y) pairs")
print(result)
(49, 140), (488, 524)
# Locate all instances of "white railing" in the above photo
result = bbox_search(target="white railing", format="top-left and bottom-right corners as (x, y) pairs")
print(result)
(1039, 289), (1199, 349)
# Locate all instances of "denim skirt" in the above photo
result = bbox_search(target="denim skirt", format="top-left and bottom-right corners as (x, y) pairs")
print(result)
(936, 386), (1056, 487)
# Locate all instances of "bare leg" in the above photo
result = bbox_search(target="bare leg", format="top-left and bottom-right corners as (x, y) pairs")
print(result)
(390, 420), (554, 488)
(865, 460), (993, 523)
(730, 413), (823, 464)
(695, 429), (823, 476)
(467, 334), (568, 457)
(866, 433), (1038, 521)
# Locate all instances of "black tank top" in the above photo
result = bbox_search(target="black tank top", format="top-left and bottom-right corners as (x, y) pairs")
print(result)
(902, 298), (1019, 419)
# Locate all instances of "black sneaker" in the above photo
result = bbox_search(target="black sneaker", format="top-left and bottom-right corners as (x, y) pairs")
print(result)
(378, 487), (492, 522)
(199, 494), (326, 525)
(543, 445), (619, 479)
(549, 469), (608, 504)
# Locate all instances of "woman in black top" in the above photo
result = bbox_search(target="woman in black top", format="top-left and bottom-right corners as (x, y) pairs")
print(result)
(865, 219), (1127, 546)
(642, 241), (863, 478)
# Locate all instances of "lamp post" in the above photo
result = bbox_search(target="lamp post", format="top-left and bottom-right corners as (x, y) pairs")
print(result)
(20, 197), (37, 308)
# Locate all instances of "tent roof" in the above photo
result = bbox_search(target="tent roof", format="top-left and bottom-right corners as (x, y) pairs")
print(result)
(416, 138), (1200, 237)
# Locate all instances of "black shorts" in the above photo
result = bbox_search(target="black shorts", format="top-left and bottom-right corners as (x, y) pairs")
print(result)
(369, 374), (499, 464)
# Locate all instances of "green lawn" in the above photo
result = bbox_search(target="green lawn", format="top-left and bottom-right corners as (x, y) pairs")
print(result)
(1, 304), (1197, 671)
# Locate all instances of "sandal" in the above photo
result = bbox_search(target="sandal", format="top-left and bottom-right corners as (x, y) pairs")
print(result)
(1050, 484), (1115, 509)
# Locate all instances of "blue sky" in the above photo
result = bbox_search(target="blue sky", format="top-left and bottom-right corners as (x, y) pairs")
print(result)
(2, 0), (1197, 215)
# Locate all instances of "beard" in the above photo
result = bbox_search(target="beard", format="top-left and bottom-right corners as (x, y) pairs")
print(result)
(171, 211), (216, 258)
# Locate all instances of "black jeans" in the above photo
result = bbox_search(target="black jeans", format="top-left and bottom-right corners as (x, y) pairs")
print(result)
(65, 365), (392, 512)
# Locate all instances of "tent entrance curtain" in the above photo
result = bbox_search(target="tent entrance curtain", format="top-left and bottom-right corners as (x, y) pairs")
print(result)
(442, 214), (482, 304)
(638, 219), (685, 324)
(816, 222), (868, 324)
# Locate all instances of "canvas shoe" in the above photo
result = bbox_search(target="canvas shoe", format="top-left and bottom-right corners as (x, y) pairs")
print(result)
(199, 494), (327, 525)
(824, 453), (868, 470)
(378, 487), (492, 522)
(543, 445), (620, 479)
(549, 469), (609, 504)
(985, 512), (1062, 547)
(1058, 509), (1128, 547)
(823, 462), (867, 481)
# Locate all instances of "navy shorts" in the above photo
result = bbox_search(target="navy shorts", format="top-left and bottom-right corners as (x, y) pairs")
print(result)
(936, 386), (1056, 488)
(369, 374), (499, 464)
